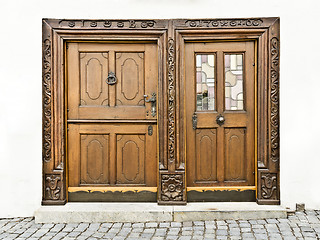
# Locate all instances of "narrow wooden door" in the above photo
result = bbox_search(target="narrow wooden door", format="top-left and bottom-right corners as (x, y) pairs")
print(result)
(185, 41), (255, 200)
(67, 42), (158, 201)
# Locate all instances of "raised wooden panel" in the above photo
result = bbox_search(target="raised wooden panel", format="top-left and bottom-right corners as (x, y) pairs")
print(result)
(116, 134), (145, 185)
(80, 134), (109, 185)
(116, 52), (145, 106)
(224, 128), (246, 182)
(80, 52), (109, 106)
(195, 129), (217, 183)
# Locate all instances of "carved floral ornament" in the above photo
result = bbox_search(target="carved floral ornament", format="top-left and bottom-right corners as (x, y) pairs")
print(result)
(261, 173), (277, 199)
(45, 174), (61, 200)
(161, 174), (184, 201)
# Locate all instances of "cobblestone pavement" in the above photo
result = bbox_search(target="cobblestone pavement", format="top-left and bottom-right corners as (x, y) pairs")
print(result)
(1, 210), (320, 239)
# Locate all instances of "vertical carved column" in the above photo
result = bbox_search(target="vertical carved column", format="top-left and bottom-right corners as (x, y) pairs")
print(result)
(158, 24), (186, 204)
(42, 20), (66, 205)
(257, 18), (280, 204)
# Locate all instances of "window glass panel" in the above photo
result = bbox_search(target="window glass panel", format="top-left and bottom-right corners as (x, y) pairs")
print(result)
(196, 54), (215, 111)
(225, 54), (244, 110)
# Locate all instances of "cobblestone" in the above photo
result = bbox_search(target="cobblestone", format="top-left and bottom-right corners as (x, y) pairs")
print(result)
(1, 210), (320, 239)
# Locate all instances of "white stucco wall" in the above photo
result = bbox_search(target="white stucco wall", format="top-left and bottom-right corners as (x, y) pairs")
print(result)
(0, 0), (319, 218)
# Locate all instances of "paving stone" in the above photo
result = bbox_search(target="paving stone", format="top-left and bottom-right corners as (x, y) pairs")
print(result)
(182, 221), (193, 227)
(74, 223), (89, 231)
(166, 236), (179, 240)
(146, 222), (158, 228)
(159, 222), (170, 228)
(192, 221), (203, 226)
(171, 222), (181, 227)
(113, 222), (124, 228)
(216, 229), (228, 235)
(181, 231), (192, 236)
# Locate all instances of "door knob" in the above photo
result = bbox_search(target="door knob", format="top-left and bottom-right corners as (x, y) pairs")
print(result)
(144, 92), (157, 117)
(216, 114), (225, 126)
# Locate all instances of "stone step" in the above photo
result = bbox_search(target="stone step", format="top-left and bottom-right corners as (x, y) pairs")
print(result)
(35, 202), (288, 223)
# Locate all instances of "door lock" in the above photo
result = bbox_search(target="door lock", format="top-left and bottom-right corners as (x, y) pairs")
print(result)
(192, 113), (197, 130)
(144, 92), (157, 117)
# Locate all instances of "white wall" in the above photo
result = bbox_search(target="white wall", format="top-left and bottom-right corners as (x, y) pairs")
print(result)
(0, 0), (319, 218)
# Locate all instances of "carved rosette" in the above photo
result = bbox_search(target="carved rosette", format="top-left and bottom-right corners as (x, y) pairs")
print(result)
(270, 37), (280, 164)
(43, 36), (52, 163)
(168, 38), (175, 165)
(45, 174), (61, 200)
(261, 173), (277, 199)
(161, 174), (184, 201)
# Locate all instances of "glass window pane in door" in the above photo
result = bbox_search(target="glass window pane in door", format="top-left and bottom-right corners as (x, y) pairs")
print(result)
(196, 54), (215, 111)
(225, 54), (244, 110)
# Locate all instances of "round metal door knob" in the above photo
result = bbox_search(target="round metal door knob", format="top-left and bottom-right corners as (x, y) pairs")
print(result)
(216, 114), (225, 126)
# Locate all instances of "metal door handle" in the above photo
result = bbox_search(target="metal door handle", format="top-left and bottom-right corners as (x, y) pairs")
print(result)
(144, 92), (156, 117)
(216, 114), (225, 126)
(106, 71), (117, 85)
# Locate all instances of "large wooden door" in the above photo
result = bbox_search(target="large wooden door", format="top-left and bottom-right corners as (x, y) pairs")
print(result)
(185, 41), (255, 200)
(67, 42), (158, 201)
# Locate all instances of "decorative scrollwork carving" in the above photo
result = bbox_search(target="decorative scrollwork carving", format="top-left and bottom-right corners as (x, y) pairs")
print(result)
(161, 174), (184, 201)
(261, 173), (277, 199)
(168, 38), (175, 165)
(185, 19), (263, 28)
(45, 174), (61, 200)
(59, 20), (156, 29)
(43, 37), (52, 163)
(270, 37), (280, 163)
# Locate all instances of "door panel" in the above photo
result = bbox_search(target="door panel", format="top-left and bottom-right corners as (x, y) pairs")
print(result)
(80, 134), (109, 185)
(80, 52), (109, 107)
(115, 52), (145, 106)
(224, 128), (246, 182)
(195, 129), (217, 183)
(186, 41), (255, 188)
(116, 134), (145, 185)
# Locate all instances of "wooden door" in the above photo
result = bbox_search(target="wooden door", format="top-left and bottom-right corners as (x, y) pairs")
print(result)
(67, 42), (158, 201)
(185, 41), (255, 197)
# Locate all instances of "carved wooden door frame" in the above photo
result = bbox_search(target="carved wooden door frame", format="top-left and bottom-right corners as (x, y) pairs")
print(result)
(42, 18), (280, 205)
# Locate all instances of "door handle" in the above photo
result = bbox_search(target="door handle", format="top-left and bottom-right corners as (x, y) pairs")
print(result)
(216, 114), (225, 126)
(106, 71), (117, 85)
(144, 92), (156, 117)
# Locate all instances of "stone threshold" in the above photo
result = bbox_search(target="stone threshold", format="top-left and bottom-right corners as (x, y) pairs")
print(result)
(35, 202), (288, 223)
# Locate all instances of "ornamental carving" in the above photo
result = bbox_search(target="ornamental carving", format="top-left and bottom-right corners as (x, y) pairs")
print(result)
(161, 174), (184, 201)
(261, 173), (277, 199)
(59, 20), (156, 28)
(270, 37), (280, 163)
(185, 19), (263, 28)
(43, 36), (52, 163)
(45, 174), (61, 200)
(168, 38), (175, 165)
